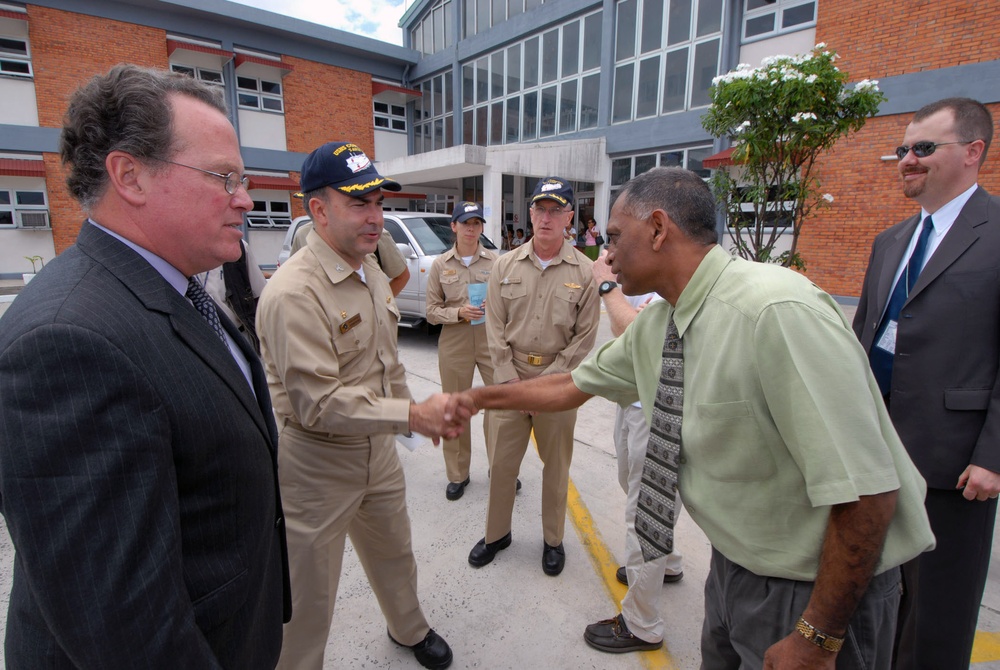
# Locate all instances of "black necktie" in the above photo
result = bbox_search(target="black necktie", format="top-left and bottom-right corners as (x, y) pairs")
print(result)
(186, 277), (227, 345)
(636, 316), (683, 561)
(870, 215), (934, 395)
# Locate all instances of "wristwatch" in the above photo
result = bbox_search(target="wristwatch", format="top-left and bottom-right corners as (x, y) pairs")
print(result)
(598, 280), (618, 297)
(794, 617), (844, 652)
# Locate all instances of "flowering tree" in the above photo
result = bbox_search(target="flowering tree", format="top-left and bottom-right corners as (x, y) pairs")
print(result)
(701, 44), (885, 269)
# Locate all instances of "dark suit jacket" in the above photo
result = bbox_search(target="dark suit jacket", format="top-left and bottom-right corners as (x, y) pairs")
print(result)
(854, 186), (1000, 488)
(0, 224), (290, 668)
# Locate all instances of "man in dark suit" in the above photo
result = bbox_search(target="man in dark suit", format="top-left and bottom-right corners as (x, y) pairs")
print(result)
(854, 97), (1000, 669)
(0, 64), (289, 668)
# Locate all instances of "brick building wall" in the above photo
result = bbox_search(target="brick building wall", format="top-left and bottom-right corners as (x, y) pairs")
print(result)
(28, 4), (168, 253)
(283, 57), (376, 220)
(795, 1), (1000, 297)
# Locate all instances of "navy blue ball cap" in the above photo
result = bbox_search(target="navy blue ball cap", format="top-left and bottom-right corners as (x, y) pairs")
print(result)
(452, 201), (485, 223)
(300, 141), (401, 196)
(530, 177), (574, 208)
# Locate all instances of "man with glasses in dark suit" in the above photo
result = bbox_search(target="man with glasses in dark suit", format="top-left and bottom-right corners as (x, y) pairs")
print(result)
(0, 64), (289, 668)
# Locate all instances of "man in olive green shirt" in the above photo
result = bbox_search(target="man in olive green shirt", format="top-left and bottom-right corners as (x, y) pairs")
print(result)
(447, 167), (933, 667)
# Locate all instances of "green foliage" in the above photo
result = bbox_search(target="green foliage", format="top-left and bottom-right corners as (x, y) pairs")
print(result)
(24, 255), (44, 273)
(702, 44), (885, 268)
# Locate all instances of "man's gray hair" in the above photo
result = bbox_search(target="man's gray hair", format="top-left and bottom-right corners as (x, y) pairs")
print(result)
(613, 167), (718, 245)
(60, 64), (228, 210)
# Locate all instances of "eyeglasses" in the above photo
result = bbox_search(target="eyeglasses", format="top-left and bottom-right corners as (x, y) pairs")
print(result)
(530, 204), (569, 218)
(894, 140), (974, 160)
(159, 159), (249, 195)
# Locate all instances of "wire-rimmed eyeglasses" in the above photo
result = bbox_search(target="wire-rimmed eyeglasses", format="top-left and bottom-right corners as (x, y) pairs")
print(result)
(159, 159), (249, 195)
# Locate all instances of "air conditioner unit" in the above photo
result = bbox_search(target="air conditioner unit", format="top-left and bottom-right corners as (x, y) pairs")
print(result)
(17, 210), (49, 229)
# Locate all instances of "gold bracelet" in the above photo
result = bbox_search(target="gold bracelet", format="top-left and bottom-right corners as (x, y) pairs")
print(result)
(794, 617), (844, 652)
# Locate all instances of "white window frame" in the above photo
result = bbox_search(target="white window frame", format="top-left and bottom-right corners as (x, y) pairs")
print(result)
(0, 187), (50, 229)
(742, 0), (816, 42)
(247, 197), (292, 228)
(237, 75), (284, 113)
(169, 63), (224, 87)
(374, 101), (407, 133)
(0, 34), (31, 78)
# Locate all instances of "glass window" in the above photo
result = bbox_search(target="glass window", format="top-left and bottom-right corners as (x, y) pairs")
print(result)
(641, 0), (663, 53)
(661, 47), (688, 113)
(507, 44), (521, 94)
(444, 1), (453, 48)
(434, 118), (445, 149)
(15, 191), (45, 206)
(237, 74), (283, 112)
(688, 146), (712, 178)
(445, 72), (454, 113)
(634, 154), (657, 176)
(612, 63), (634, 123)
(562, 20), (579, 77)
(412, 26), (423, 54)
(491, 101), (504, 144)
(523, 91), (538, 140)
(697, 0), (723, 36)
(477, 0), (490, 32)
(524, 37), (539, 88)
(463, 64), (475, 107)
(525, 0), (541, 10)
(541, 29), (558, 84)
(476, 57), (489, 104)
(745, 13), (774, 37)
(476, 105), (488, 145)
(636, 56), (659, 118)
(464, 0), (475, 38)
(506, 96), (520, 143)
(579, 74), (600, 129)
(611, 158), (632, 186)
(0, 37), (28, 57)
(492, 51), (504, 99)
(659, 151), (683, 167)
(559, 80), (577, 134)
(783, 2), (816, 28)
(667, 0), (692, 45)
(615, 0), (637, 61)
(492, 0), (505, 26)
(690, 38), (719, 108)
(540, 85), (557, 137)
(463, 109), (474, 143)
(583, 13), (602, 71)
(433, 6), (445, 52)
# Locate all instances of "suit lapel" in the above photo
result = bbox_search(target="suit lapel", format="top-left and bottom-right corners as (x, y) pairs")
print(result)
(907, 187), (989, 302)
(77, 224), (275, 448)
(873, 214), (920, 319)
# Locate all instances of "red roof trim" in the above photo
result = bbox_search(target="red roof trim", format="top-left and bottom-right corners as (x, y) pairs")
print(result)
(372, 82), (422, 98)
(0, 10), (27, 21)
(702, 147), (737, 169)
(235, 53), (294, 72)
(247, 175), (299, 191)
(166, 40), (233, 60)
(0, 158), (45, 177)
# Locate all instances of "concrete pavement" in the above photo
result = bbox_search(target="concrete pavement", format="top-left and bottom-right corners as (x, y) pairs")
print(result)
(2, 288), (1000, 667)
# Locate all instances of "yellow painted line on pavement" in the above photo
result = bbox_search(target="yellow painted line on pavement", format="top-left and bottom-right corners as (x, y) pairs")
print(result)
(567, 476), (678, 669)
(972, 631), (1000, 664)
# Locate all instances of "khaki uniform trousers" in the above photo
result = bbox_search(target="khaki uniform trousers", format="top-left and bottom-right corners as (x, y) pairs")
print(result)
(275, 424), (429, 670)
(485, 360), (577, 546)
(438, 321), (494, 483)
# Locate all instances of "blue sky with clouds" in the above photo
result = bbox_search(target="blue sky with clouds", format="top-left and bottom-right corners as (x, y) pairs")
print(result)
(230, 0), (409, 45)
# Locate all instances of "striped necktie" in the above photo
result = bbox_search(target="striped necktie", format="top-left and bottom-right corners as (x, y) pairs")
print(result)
(636, 316), (683, 561)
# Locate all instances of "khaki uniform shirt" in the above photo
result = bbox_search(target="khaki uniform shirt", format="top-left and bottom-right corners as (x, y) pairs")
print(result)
(425, 244), (497, 325)
(487, 239), (599, 382)
(293, 223), (406, 281)
(257, 229), (411, 442)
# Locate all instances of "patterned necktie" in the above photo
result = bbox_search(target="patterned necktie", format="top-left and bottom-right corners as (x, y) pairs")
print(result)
(186, 277), (227, 345)
(636, 316), (683, 562)
(870, 215), (934, 395)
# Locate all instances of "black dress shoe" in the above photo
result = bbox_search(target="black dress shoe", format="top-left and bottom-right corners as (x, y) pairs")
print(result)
(389, 628), (453, 669)
(468, 532), (512, 567)
(584, 613), (662, 653)
(616, 566), (684, 586)
(445, 477), (470, 501)
(516, 477), (522, 492)
(542, 542), (565, 576)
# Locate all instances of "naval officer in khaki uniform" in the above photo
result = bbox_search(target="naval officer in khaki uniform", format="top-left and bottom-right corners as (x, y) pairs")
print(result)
(426, 201), (499, 500)
(257, 141), (456, 670)
(467, 177), (599, 576)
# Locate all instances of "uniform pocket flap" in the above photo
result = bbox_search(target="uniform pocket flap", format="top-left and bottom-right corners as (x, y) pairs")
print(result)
(944, 388), (991, 411)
